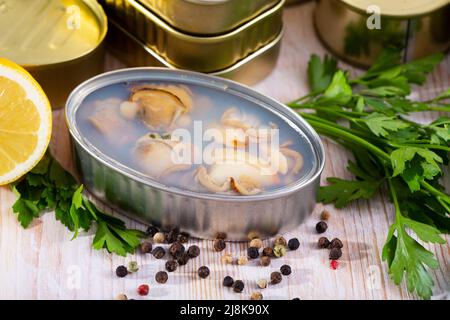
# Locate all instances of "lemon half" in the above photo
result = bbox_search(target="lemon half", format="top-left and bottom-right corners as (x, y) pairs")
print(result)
(0, 58), (52, 185)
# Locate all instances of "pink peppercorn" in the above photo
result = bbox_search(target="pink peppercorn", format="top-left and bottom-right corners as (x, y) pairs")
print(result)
(330, 260), (339, 270)
(137, 284), (149, 296)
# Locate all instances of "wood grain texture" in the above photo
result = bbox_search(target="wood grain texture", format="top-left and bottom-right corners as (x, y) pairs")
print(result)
(0, 2), (449, 300)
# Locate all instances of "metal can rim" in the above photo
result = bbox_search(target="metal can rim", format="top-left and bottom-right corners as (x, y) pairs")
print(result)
(66, 68), (325, 202)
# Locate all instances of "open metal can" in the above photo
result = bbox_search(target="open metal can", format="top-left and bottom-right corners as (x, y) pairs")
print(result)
(138, 0), (280, 35)
(99, 0), (284, 72)
(106, 20), (283, 85)
(314, 0), (450, 67)
(66, 68), (324, 240)
(0, 0), (107, 108)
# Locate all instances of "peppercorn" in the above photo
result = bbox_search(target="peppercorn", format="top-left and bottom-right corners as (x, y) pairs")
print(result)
(330, 238), (343, 249)
(321, 209), (330, 221)
(155, 271), (168, 284)
(166, 230), (178, 244)
(237, 256), (248, 265)
(274, 235), (287, 247)
(127, 261), (139, 273)
(280, 264), (292, 276)
(187, 245), (200, 258)
(165, 260), (178, 272)
(169, 241), (185, 258)
(140, 241), (153, 254)
(249, 238), (263, 249)
(318, 237), (330, 249)
(273, 244), (286, 258)
(270, 271), (282, 285)
(223, 276), (234, 287)
(250, 292), (263, 300)
(137, 284), (149, 296)
(115, 265), (128, 278)
(213, 238), (226, 252)
(198, 266), (210, 279)
(257, 279), (267, 289)
(153, 232), (165, 243)
(292, 297), (301, 300)
(262, 247), (274, 257)
(329, 247), (342, 260)
(247, 247), (259, 259)
(260, 256), (271, 267)
(115, 293), (128, 300)
(215, 232), (227, 240)
(315, 221), (328, 233)
(247, 231), (260, 240)
(221, 253), (233, 264)
(287, 238), (300, 250)
(178, 232), (189, 243)
(145, 225), (159, 237)
(152, 246), (166, 259)
(233, 280), (244, 293)
(177, 253), (190, 266)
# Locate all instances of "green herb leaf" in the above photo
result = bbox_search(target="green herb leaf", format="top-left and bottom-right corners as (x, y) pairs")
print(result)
(361, 113), (409, 137)
(307, 54), (338, 93)
(318, 71), (352, 105)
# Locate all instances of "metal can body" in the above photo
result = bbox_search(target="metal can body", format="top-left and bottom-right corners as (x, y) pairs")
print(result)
(66, 69), (325, 240)
(314, 0), (450, 67)
(0, 0), (107, 108)
(99, 0), (284, 72)
(138, 0), (280, 35)
(106, 20), (283, 85)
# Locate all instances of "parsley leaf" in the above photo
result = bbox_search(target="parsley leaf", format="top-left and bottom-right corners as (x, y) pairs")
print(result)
(360, 113), (409, 137)
(307, 54), (338, 93)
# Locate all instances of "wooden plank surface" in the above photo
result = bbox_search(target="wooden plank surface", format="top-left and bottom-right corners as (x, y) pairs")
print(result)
(0, 2), (449, 300)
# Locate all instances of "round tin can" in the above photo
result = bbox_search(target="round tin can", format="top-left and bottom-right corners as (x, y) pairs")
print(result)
(0, 0), (107, 108)
(314, 0), (450, 67)
(98, 0), (284, 72)
(66, 68), (325, 240)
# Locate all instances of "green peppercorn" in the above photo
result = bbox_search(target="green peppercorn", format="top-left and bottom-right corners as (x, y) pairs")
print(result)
(273, 244), (286, 258)
(127, 261), (139, 273)
(274, 235), (287, 247)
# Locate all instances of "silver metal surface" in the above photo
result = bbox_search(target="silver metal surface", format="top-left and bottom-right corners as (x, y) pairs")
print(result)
(66, 68), (325, 240)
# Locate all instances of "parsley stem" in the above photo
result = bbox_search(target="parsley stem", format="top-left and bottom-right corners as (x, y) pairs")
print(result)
(420, 181), (450, 204)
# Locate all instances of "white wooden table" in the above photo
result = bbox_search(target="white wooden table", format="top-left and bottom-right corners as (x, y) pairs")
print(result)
(0, 2), (449, 300)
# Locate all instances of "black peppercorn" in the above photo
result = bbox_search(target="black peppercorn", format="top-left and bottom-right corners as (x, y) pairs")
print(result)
(115, 265), (128, 278)
(223, 276), (234, 287)
(166, 230), (178, 244)
(165, 260), (178, 272)
(260, 256), (271, 267)
(145, 225), (159, 237)
(215, 232), (227, 240)
(232, 280), (244, 293)
(280, 264), (292, 276)
(187, 245), (200, 258)
(270, 271), (282, 284)
(155, 271), (168, 284)
(177, 253), (190, 266)
(262, 247), (274, 257)
(247, 247), (259, 259)
(213, 238), (226, 252)
(140, 241), (153, 254)
(198, 266), (210, 278)
(169, 241), (185, 258)
(318, 237), (330, 249)
(178, 232), (189, 244)
(152, 246), (166, 259)
(315, 221), (328, 233)
(329, 247), (342, 260)
(288, 238), (300, 250)
(292, 297), (301, 300)
(329, 238), (343, 249)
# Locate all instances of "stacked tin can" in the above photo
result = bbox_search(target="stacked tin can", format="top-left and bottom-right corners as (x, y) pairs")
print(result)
(99, 0), (285, 85)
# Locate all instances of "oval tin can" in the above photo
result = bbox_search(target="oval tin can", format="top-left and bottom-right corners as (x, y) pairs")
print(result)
(66, 68), (325, 240)
(98, 0), (284, 72)
(314, 0), (450, 67)
(0, 0), (107, 108)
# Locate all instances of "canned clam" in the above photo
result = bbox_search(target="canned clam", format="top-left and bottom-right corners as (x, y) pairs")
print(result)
(0, 0), (107, 108)
(66, 68), (324, 240)
(314, 0), (450, 67)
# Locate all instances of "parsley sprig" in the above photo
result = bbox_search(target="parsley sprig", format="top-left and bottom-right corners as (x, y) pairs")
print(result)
(289, 48), (449, 299)
(12, 153), (145, 256)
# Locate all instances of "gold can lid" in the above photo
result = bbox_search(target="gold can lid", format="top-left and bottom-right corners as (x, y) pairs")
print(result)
(341, 0), (449, 17)
(0, 0), (107, 67)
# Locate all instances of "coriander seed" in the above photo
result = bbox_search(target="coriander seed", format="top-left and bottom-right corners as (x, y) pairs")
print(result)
(140, 241), (153, 254)
(221, 253), (233, 264)
(247, 247), (259, 259)
(250, 292), (263, 300)
(237, 256), (248, 265)
(288, 238), (300, 250)
(198, 266), (210, 278)
(213, 238), (226, 252)
(187, 245), (200, 258)
(128, 261), (139, 273)
(273, 244), (286, 258)
(280, 264), (292, 276)
(257, 279), (267, 289)
(233, 280), (244, 293)
(318, 237), (330, 249)
(223, 276), (234, 287)
(262, 247), (274, 257)
(329, 247), (342, 260)
(270, 271), (282, 285)
(330, 238), (343, 249)
(115, 265), (128, 278)
(316, 221), (328, 233)
(165, 260), (178, 272)
(153, 232), (165, 243)
(155, 271), (168, 284)
(152, 246), (166, 259)
(274, 235), (287, 247)
(249, 238), (263, 249)
(260, 256), (271, 267)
